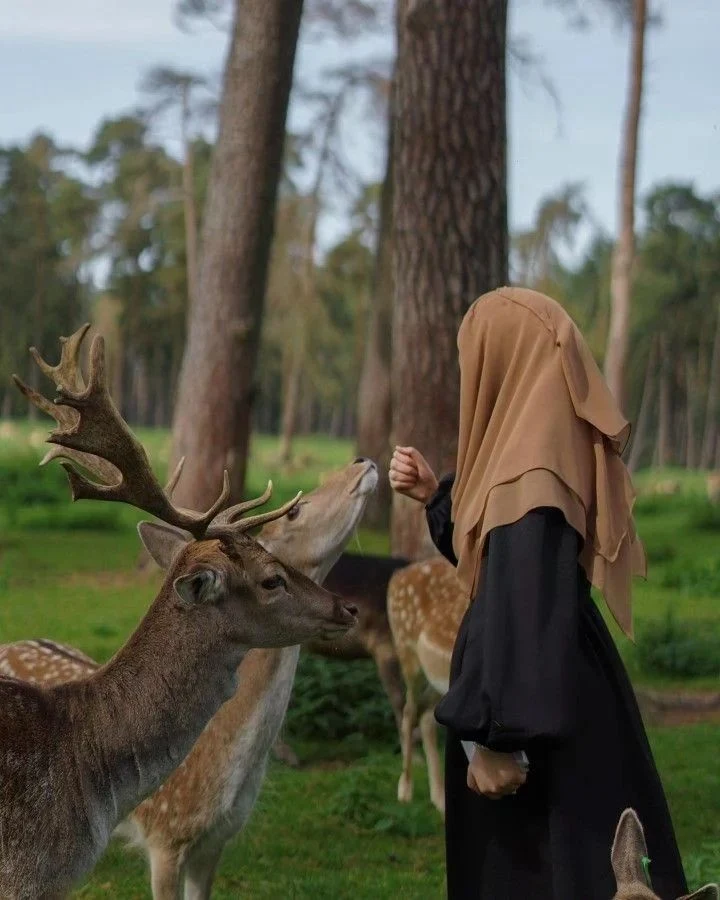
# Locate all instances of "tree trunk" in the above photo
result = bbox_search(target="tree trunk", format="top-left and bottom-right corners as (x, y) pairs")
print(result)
(2, 390), (12, 419)
(279, 342), (304, 463)
(685, 354), (697, 469)
(701, 303), (720, 469)
(390, 0), (509, 558)
(133, 355), (150, 427)
(626, 340), (656, 473)
(170, 0), (304, 509)
(657, 335), (671, 468)
(356, 101), (395, 528)
(182, 90), (199, 322)
(603, 0), (647, 411)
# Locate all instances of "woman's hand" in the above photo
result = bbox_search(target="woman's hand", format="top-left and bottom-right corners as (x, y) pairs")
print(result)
(389, 446), (439, 504)
(466, 747), (527, 800)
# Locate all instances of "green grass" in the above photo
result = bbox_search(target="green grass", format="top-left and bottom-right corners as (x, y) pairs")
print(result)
(1, 432), (718, 894)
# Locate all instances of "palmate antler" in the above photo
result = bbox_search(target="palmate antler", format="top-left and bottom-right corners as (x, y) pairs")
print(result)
(13, 326), (301, 538)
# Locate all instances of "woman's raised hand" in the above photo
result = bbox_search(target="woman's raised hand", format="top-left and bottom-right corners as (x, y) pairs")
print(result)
(389, 446), (439, 504)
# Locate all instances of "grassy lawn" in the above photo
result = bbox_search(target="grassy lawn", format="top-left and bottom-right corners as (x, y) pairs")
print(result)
(1, 430), (718, 894)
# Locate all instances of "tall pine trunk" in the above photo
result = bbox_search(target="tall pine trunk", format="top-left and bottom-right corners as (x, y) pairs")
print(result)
(656, 334), (671, 468)
(626, 340), (656, 473)
(181, 89), (199, 321)
(603, 0), (647, 410)
(685, 355), (697, 469)
(356, 104), (394, 527)
(391, 0), (508, 558)
(170, 0), (304, 509)
(701, 303), (720, 469)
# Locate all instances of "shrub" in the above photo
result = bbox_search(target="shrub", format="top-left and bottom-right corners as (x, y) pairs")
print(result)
(688, 501), (720, 533)
(636, 612), (720, 679)
(644, 541), (677, 564)
(329, 764), (437, 837)
(661, 558), (720, 594)
(17, 506), (123, 532)
(285, 654), (396, 742)
(0, 454), (67, 524)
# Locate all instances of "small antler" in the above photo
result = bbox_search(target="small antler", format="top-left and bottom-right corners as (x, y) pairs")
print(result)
(208, 481), (303, 534)
(13, 328), (229, 538)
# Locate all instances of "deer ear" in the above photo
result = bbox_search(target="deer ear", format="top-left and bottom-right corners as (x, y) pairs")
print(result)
(173, 569), (225, 607)
(611, 809), (648, 887)
(684, 887), (720, 900)
(137, 521), (192, 570)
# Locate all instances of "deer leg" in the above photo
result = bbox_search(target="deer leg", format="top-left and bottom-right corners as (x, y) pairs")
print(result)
(397, 692), (417, 803)
(420, 707), (445, 817)
(183, 845), (224, 900)
(272, 735), (301, 768)
(149, 846), (182, 900)
(373, 644), (407, 737)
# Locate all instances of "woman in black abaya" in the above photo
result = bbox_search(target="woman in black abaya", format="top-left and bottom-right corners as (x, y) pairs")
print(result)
(389, 287), (687, 900)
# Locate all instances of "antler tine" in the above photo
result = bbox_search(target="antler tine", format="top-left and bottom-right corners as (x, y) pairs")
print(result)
(14, 331), (231, 539)
(210, 480), (274, 527)
(13, 337), (122, 488)
(30, 322), (90, 393)
(12, 373), (79, 433)
(214, 491), (303, 534)
(165, 457), (186, 497)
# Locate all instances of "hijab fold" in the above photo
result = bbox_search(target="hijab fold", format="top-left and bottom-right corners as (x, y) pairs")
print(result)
(450, 286), (645, 639)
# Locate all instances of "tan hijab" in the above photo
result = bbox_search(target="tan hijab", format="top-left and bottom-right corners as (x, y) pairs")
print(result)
(450, 286), (646, 639)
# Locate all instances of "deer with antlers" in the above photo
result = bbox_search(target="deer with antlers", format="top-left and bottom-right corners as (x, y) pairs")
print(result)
(611, 808), (718, 900)
(387, 554), (469, 815)
(1, 326), (362, 899)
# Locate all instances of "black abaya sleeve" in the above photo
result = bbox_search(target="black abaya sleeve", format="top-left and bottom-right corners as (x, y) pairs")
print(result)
(425, 473), (458, 565)
(434, 507), (581, 753)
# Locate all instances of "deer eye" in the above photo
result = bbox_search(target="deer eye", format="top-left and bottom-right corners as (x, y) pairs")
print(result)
(286, 504), (301, 521)
(261, 575), (288, 592)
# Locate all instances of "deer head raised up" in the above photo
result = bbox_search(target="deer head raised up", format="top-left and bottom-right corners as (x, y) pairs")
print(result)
(2, 326), (357, 899)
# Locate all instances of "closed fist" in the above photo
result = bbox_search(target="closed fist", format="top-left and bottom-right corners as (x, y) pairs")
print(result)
(389, 446), (439, 505)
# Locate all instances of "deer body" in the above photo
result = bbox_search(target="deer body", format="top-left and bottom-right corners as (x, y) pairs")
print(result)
(2, 327), (361, 898)
(387, 555), (469, 815)
(1, 454), (378, 899)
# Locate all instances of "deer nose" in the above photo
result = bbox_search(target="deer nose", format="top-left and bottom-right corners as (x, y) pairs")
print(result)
(353, 456), (368, 464)
(343, 603), (359, 617)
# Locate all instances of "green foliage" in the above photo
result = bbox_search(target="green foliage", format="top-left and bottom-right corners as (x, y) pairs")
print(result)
(643, 540), (676, 564)
(688, 501), (720, 533)
(328, 763), (437, 838)
(661, 557), (720, 594)
(636, 612), (720, 679)
(683, 842), (720, 891)
(286, 654), (396, 742)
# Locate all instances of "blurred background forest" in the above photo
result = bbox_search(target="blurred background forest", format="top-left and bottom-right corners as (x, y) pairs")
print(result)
(2, 0), (719, 536)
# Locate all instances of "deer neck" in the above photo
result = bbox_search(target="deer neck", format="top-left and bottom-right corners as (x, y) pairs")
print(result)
(68, 581), (247, 830)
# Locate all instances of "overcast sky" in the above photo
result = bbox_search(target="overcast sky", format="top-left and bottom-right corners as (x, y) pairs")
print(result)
(2, 0), (718, 252)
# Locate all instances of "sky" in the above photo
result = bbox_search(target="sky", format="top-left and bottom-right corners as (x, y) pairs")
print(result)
(1, 0), (719, 256)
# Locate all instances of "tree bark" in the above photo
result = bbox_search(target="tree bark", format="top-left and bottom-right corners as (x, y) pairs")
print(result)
(603, 0), (647, 411)
(656, 334), (671, 468)
(170, 0), (304, 509)
(181, 90), (200, 322)
(626, 340), (656, 473)
(685, 354), (697, 469)
(390, 0), (509, 558)
(701, 303), (720, 469)
(356, 103), (395, 527)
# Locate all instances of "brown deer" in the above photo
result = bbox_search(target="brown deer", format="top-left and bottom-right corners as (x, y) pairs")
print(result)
(611, 808), (718, 900)
(1, 327), (359, 899)
(387, 555), (469, 815)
